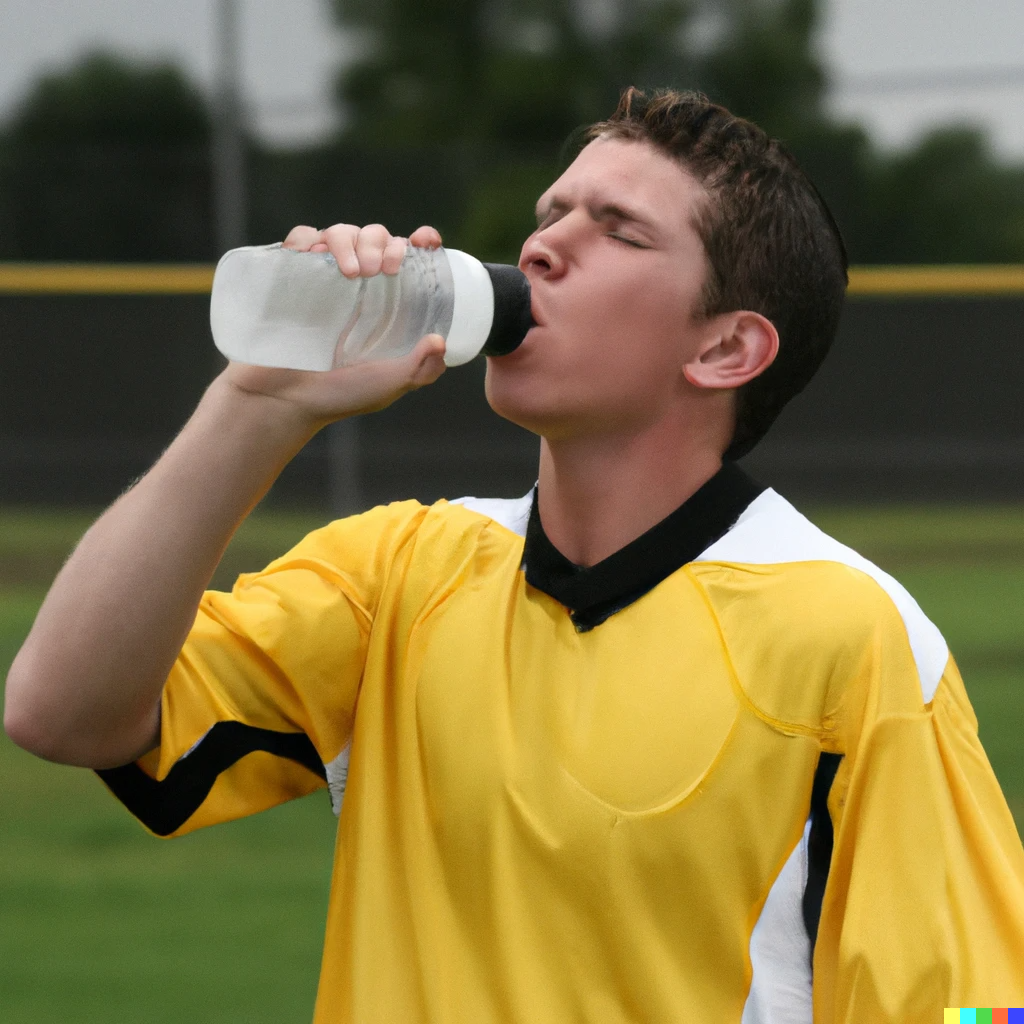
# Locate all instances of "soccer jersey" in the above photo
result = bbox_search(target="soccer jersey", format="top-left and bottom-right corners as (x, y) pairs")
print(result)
(99, 464), (1024, 1022)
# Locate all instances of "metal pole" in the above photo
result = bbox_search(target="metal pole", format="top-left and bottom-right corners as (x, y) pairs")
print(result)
(213, 0), (246, 254)
(327, 419), (364, 518)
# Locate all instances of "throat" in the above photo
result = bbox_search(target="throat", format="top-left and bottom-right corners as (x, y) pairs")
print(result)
(536, 437), (724, 566)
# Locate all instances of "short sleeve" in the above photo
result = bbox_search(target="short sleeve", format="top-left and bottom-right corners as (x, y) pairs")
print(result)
(814, 654), (1024, 1020)
(97, 500), (428, 837)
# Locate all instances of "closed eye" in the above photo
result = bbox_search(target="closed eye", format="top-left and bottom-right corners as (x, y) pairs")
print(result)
(610, 233), (649, 248)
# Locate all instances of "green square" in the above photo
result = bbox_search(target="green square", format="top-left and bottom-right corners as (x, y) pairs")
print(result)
(978, 1010), (994, 1024)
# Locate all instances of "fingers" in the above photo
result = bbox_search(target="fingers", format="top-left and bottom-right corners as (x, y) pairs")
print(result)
(319, 223), (408, 279)
(381, 233), (408, 275)
(315, 334), (447, 418)
(282, 225), (323, 251)
(283, 222), (442, 280)
(409, 225), (443, 249)
(404, 334), (447, 389)
(320, 224), (362, 277)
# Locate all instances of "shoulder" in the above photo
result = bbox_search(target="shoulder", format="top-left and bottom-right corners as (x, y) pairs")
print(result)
(446, 491), (533, 538)
(308, 492), (531, 577)
(690, 488), (948, 707)
(238, 494), (532, 618)
(275, 492), (531, 564)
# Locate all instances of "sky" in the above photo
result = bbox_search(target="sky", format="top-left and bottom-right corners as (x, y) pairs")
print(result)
(1, 0), (1022, 158)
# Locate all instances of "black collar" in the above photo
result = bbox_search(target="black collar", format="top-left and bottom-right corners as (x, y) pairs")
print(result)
(523, 462), (765, 631)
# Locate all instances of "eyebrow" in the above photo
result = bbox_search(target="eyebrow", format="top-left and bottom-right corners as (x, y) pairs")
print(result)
(534, 195), (658, 231)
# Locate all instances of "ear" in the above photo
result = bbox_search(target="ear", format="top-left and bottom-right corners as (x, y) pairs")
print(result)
(682, 311), (779, 390)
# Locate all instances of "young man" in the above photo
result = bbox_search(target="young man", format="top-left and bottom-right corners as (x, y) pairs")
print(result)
(6, 89), (1024, 1022)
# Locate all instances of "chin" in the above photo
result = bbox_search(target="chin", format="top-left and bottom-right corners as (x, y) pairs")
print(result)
(485, 362), (566, 437)
(485, 372), (625, 442)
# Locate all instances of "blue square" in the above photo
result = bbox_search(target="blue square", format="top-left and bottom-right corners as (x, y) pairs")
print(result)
(1007, 1009), (1024, 1023)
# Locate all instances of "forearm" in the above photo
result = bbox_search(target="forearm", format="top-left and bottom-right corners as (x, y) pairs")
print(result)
(3, 373), (317, 768)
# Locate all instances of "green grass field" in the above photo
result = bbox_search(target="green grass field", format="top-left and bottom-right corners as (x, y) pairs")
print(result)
(1, 503), (1022, 1021)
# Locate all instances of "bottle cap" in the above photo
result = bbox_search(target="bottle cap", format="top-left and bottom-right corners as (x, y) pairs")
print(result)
(481, 264), (534, 357)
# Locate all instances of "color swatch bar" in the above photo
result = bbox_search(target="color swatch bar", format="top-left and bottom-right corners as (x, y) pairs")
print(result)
(944, 1011), (1024, 1023)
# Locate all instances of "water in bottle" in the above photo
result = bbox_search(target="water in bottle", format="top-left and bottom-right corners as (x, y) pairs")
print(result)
(210, 243), (533, 371)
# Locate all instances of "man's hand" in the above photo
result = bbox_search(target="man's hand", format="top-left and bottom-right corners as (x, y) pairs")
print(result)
(221, 222), (448, 431)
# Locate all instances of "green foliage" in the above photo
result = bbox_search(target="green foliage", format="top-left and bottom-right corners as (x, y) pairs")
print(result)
(3, 3), (1024, 263)
(866, 127), (1024, 264)
(0, 52), (215, 261)
(332, 0), (697, 150)
(331, 0), (1024, 265)
(454, 157), (561, 263)
(695, 0), (828, 139)
(8, 51), (210, 145)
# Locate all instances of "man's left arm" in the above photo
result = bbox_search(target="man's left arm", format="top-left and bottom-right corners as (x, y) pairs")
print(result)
(813, 650), (1024, 1022)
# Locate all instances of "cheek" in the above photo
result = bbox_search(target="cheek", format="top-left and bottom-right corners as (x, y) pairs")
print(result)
(571, 280), (691, 380)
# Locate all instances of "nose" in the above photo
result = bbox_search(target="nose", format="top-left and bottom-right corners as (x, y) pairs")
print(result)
(519, 223), (568, 281)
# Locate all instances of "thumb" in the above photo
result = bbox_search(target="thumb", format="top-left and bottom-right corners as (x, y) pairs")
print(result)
(402, 334), (447, 389)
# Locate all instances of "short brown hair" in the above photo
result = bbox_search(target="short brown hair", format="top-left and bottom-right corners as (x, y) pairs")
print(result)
(586, 87), (848, 459)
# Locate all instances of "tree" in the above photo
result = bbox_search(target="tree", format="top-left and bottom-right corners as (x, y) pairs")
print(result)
(329, 0), (1024, 265)
(0, 52), (215, 261)
(867, 127), (1024, 264)
(332, 0), (697, 151)
(694, 0), (826, 140)
(328, 0), (702, 260)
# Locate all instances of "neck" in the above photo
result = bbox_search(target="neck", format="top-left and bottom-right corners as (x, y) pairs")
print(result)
(536, 416), (725, 567)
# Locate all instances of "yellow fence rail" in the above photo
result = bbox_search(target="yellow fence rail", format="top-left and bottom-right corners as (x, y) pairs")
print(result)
(1, 262), (1024, 297)
(0, 264), (214, 295)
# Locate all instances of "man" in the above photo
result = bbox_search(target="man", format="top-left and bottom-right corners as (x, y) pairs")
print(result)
(6, 88), (1024, 1022)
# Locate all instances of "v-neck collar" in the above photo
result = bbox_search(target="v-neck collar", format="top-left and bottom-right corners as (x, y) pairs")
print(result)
(523, 462), (765, 631)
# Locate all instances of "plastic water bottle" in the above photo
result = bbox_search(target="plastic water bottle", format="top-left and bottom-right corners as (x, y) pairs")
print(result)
(210, 243), (533, 371)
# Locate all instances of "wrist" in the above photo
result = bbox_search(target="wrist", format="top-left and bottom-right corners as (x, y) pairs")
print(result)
(203, 368), (325, 453)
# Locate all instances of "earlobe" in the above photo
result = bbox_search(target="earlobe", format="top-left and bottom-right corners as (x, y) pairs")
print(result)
(683, 312), (779, 390)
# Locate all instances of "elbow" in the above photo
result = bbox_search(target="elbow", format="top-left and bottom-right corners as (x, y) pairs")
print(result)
(4, 704), (59, 761)
(3, 650), (155, 768)
(4, 652), (74, 762)
(4, 667), (54, 760)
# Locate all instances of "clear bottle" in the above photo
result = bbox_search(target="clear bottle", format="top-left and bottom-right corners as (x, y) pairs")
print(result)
(209, 243), (533, 371)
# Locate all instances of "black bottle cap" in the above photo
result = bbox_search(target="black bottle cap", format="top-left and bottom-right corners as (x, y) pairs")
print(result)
(481, 264), (534, 357)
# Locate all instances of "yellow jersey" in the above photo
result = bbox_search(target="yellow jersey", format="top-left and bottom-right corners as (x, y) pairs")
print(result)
(99, 465), (1024, 1022)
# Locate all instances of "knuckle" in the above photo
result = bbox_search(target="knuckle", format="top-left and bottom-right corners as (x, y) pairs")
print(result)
(322, 223), (356, 241)
(283, 224), (318, 247)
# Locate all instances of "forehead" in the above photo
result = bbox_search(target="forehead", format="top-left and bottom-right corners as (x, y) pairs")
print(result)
(539, 137), (705, 232)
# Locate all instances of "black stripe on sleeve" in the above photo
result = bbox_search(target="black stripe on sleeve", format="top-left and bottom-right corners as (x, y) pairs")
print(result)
(95, 721), (327, 837)
(802, 751), (842, 954)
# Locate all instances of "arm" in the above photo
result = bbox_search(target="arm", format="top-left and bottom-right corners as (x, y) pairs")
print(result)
(3, 223), (446, 769)
(814, 657), (1024, 1019)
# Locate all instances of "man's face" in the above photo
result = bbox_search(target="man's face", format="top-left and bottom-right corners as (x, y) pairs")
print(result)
(485, 136), (714, 440)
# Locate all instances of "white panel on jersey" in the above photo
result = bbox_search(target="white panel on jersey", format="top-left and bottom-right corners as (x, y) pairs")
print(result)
(325, 743), (351, 817)
(450, 491), (534, 539)
(741, 818), (814, 1024)
(697, 489), (948, 703)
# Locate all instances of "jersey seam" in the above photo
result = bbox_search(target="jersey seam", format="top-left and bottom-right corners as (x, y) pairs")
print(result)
(692, 556), (938, 715)
(684, 566), (831, 741)
(236, 559), (375, 629)
(439, 497), (531, 542)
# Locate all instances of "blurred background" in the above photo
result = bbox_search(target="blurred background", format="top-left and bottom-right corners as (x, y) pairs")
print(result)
(1, 1), (1022, 1021)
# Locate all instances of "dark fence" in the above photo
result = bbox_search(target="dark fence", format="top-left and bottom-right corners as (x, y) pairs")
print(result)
(1, 265), (1022, 509)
